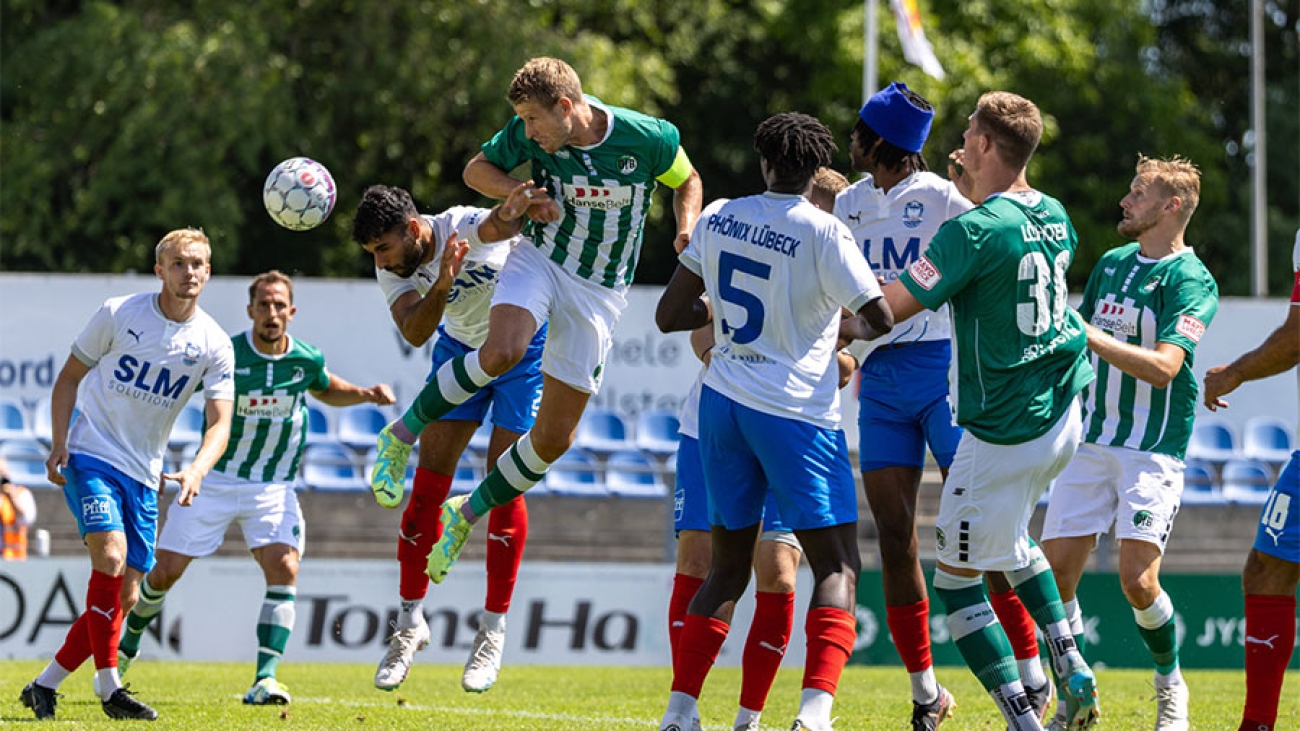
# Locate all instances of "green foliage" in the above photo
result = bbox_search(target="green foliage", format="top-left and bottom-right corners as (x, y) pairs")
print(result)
(2, 660), (1294, 729)
(2, 0), (1295, 293)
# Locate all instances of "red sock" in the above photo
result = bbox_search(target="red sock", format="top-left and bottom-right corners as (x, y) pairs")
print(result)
(86, 570), (124, 669)
(740, 591), (794, 711)
(668, 574), (705, 662)
(886, 599), (933, 673)
(671, 614), (730, 698)
(484, 494), (528, 613)
(1242, 594), (1297, 728)
(397, 469), (452, 601)
(990, 587), (1041, 660)
(54, 612), (93, 672)
(803, 607), (857, 694)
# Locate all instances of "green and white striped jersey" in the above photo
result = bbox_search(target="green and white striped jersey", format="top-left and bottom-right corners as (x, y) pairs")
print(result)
(1079, 243), (1218, 458)
(900, 191), (1094, 445)
(481, 96), (682, 289)
(212, 332), (331, 483)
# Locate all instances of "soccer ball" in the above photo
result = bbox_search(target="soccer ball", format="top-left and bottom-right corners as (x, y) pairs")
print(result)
(263, 157), (336, 231)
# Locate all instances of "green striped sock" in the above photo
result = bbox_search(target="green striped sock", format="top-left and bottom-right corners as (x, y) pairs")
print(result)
(935, 578), (1019, 691)
(255, 585), (296, 680)
(120, 579), (168, 658)
(469, 435), (549, 516)
(403, 353), (494, 434)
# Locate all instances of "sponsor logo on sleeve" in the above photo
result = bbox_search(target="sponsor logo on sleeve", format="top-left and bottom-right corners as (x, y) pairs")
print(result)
(908, 255), (942, 290)
(1175, 314), (1206, 342)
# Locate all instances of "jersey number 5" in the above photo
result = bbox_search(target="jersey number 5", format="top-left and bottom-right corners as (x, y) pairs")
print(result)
(718, 251), (771, 345)
(1017, 250), (1071, 336)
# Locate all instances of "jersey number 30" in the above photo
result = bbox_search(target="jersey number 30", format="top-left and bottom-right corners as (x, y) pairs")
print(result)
(718, 251), (771, 345)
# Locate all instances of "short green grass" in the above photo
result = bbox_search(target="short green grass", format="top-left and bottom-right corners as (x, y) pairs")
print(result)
(3, 661), (1296, 729)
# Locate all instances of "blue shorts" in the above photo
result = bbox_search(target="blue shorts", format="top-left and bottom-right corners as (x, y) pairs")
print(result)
(698, 386), (857, 531)
(674, 435), (790, 534)
(1254, 450), (1300, 563)
(428, 324), (546, 433)
(857, 340), (962, 471)
(62, 453), (159, 573)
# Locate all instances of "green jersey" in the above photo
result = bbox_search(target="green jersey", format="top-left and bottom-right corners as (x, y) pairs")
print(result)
(900, 191), (1094, 445)
(213, 332), (331, 483)
(1079, 244), (1218, 458)
(481, 96), (682, 288)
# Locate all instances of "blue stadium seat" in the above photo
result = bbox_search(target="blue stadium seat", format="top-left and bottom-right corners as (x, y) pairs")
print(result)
(1241, 416), (1294, 466)
(634, 410), (681, 457)
(1186, 418), (1238, 464)
(306, 403), (334, 445)
(605, 450), (666, 499)
(574, 409), (632, 454)
(544, 450), (607, 497)
(1220, 458), (1273, 506)
(0, 397), (32, 442)
(1181, 458), (1222, 505)
(337, 404), (390, 448)
(167, 400), (206, 449)
(0, 438), (53, 488)
(302, 443), (365, 491)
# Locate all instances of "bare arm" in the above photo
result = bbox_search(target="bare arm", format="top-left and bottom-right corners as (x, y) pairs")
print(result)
(1085, 323), (1186, 388)
(311, 374), (396, 408)
(44, 355), (91, 486)
(387, 232), (470, 346)
(656, 265), (710, 333)
(1204, 305), (1300, 411)
(671, 168), (704, 254)
(476, 180), (547, 243)
(165, 398), (233, 507)
(464, 152), (561, 224)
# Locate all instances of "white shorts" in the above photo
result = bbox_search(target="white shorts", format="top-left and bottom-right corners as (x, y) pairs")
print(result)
(156, 471), (305, 557)
(493, 241), (625, 394)
(936, 398), (1082, 572)
(1041, 441), (1184, 552)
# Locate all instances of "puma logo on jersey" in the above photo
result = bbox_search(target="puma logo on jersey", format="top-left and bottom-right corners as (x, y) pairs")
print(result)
(127, 328), (143, 343)
(89, 605), (116, 621)
(847, 212), (862, 224)
(487, 533), (512, 547)
(1245, 634), (1278, 649)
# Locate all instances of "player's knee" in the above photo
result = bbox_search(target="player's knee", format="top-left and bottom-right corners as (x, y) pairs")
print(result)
(477, 340), (525, 376)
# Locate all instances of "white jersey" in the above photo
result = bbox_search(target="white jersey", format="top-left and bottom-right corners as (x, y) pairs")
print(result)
(375, 208), (521, 348)
(677, 365), (706, 439)
(69, 293), (235, 490)
(834, 171), (971, 352)
(681, 193), (882, 429)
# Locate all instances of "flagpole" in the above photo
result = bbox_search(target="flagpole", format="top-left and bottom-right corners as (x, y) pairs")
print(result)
(1250, 0), (1268, 296)
(864, 0), (878, 105)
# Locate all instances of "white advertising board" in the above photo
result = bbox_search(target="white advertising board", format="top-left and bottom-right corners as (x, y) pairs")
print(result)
(0, 558), (816, 667)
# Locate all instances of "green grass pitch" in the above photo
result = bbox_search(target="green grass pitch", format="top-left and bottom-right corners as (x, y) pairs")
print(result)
(3, 660), (1296, 729)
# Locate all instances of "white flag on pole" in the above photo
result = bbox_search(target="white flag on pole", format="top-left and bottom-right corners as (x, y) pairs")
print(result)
(889, 0), (945, 80)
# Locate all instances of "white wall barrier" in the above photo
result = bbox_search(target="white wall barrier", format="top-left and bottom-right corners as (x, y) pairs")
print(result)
(0, 558), (816, 666)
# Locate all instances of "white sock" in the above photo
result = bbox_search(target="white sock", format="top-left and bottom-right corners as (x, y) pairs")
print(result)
(480, 609), (506, 633)
(665, 690), (698, 721)
(34, 660), (72, 689)
(733, 706), (761, 728)
(398, 599), (424, 630)
(1019, 656), (1049, 689)
(909, 667), (939, 704)
(1155, 667), (1185, 688)
(96, 667), (122, 700)
(796, 688), (834, 729)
